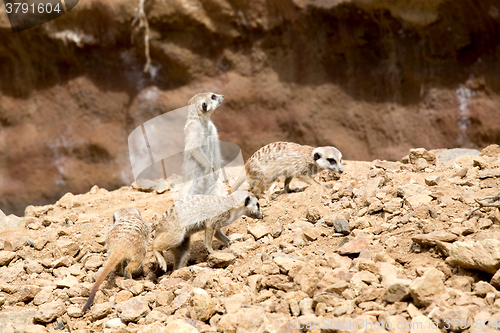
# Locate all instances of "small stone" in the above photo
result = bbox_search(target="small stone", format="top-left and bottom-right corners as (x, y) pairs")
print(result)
(34, 300), (65, 323)
(17, 285), (41, 302)
(56, 239), (80, 257)
(367, 201), (384, 214)
(145, 309), (167, 324)
(452, 168), (468, 178)
(405, 195), (433, 210)
(165, 319), (199, 333)
(409, 148), (436, 165)
(190, 288), (215, 321)
(89, 185), (99, 194)
(84, 255), (103, 270)
(0, 251), (16, 266)
(409, 268), (446, 307)
(411, 231), (458, 246)
(474, 281), (497, 297)
(336, 237), (368, 255)
(104, 317), (127, 328)
(410, 315), (440, 333)
(480, 144), (500, 157)
(446, 276), (474, 293)
(491, 269), (500, 288)
(450, 239), (500, 274)
(51, 257), (74, 268)
(207, 252), (236, 268)
(67, 305), (84, 318)
(116, 296), (150, 322)
(302, 227), (323, 241)
(306, 207), (321, 223)
(299, 298), (314, 315)
(383, 282), (410, 303)
(425, 175), (441, 186)
(248, 224), (270, 240)
(331, 220), (350, 235)
(89, 302), (112, 321)
(56, 275), (79, 288)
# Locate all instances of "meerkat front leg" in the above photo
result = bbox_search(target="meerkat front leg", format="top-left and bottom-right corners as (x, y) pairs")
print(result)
(190, 148), (214, 174)
(214, 229), (230, 247)
(172, 237), (191, 270)
(299, 175), (321, 187)
(284, 176), (293, 193)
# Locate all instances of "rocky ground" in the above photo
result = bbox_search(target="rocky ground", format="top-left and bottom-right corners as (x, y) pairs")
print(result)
(1, 145), (500, 332)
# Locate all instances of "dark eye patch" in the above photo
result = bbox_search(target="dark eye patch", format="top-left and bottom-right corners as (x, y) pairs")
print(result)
(314, 153), (321, 161)
(257, 202), (260, 209)
(244, 196), (250, 206)
(211, 94), (216, 100)
(327, 158), (337, 164)
(202, 102), (207, 112)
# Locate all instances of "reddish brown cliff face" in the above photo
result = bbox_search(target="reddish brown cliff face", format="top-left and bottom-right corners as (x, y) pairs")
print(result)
(1, 0), (500, 214)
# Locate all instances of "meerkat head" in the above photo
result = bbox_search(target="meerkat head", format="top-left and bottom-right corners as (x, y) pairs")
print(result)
(112, 208), (142, 224)
(188, 92), (224, 117)
(312, 146), (343, 174)
(231, 191), (263, 220)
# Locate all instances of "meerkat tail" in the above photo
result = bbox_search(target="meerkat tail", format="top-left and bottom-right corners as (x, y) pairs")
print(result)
(230, 170), (247, 193)
(82, 250), (123, 312)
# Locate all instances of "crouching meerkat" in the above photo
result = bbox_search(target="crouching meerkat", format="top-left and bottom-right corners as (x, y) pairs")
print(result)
(82, 208), (150, 312)
(152, 191), (263, 272)
(231, 141), (343, 199)
(180, 92), (225, 198)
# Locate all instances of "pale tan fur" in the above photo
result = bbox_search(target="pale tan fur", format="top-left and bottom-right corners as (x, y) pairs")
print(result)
(179, 92), (225, 198)
(231, 141), (343, 199)
(152, 191), (262, 272)
(82, 208), (150, 312)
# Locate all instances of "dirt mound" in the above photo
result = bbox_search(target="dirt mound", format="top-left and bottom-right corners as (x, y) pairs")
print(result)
(0, 145), (499, 332)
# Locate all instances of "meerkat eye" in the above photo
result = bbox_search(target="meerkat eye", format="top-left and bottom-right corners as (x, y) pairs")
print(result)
(327, 158), (336, 164)
(211, 94), (216, 100)
(202, 102), (207, 112)
(244, 197), (250, 206)
(257, 202), (260, 209)
(313, 153), (321, 161)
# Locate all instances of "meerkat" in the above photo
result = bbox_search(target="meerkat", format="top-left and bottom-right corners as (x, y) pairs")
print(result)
(152, 191), (262, 272)
(82, 208), (150, 312)
(231, 141), (343, 199)
(179, 92), (225, 198)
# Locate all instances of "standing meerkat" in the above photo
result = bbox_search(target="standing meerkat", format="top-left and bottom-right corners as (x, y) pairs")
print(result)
(152, 191), (263, 272)
(179, 92), (225, 198)
(231, 141), (343, 199)
(82, 208), (150, 312)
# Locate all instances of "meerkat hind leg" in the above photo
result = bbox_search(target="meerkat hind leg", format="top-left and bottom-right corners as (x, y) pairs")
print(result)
(204, 223), (217, 254)
(215, 229), (230, 247)
(124, 258), (142, 279)
(283, 176), (293, 193)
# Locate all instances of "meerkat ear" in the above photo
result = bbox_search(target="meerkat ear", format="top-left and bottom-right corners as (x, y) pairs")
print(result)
(112, 212), (118, 224)
(313, 152), (321, 161)
(202, 102), (207, 112)
(244, 196), (251, 206)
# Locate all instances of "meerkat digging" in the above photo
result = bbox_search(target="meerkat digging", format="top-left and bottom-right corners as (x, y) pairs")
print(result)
(82, 208), (150, 312)
(231, 141), (343, 199)
(180, 92), (225, 198)
(152, 191), (262, 272)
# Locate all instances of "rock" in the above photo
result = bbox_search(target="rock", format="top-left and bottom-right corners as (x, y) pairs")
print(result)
(273, 254), (302, 274)
(410, 315), (441, 333)
(299, 298), (314, 315)
(367, 200), (384, 214)
(0, 251), (16, 266)
(480, 144), (500, 157)
(0, 309), (37, 333)
(218, 307), (266, 333)
(436, 307), (471, 332)
(438, 148), (480, 163)
(409, 268), (446, 307)
(223, 293), (252, 314)
(479, 168), (500, 179)
(51, 256), (74, 268)
(306, 207), (321, 223)
(84, 255), (103, 270)
(55, 239), (80, 257)
(248, 224), (270, 240)
(405, 195), (433, 210)
(89, 302), (112, 321)
(446, 276), (474, 293)
(207, 252), (236, 268)
(409, 148), (436, 165)
(302, 227), (323, 241)
(452, 168), (468, 178)
(383, 281), (410, 303)
(56, 275), (79, 288)
(473, 281), (497, 297)
(491, 269), (500, 288)
(384, 198), (403, 213)
(17, 285), (41, 302)
(425, 175), (441, 186)
(116, 296), (150, 322)
(33, 286), (55, 306)
(330, 220), (350, 235)
(397, 184), (431, 198)
(411, 231), (458, 246)
(190, 288), (215, 321)
(450, 239), (500, 274)
(67, 305), (84, 318)
(172, 292), (190, 310)
(34, 300), (66, 323)
(0, 214), (27, 232)
(336, 237), (368, 255)
(138, 322), (168, 333)
(164, 319), (198, 333)
(104, 317), (127, 328)
(145, 309), (168, 324)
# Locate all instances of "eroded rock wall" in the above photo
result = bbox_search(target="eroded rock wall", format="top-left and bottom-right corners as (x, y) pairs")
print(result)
(1, 0), (500, 214)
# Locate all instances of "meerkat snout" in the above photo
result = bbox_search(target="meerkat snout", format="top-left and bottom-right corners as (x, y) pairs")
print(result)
(312, 147), (343, 174)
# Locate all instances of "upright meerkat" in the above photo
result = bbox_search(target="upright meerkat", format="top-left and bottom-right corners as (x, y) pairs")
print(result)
(82, 208), (150, 312)
(231, 141), (343, 199)
(152, 191), (262, 272)
(179, 92), (225, 198)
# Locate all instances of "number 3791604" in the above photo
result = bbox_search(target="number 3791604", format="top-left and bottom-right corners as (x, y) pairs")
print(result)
(6, 2), (62, 14)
